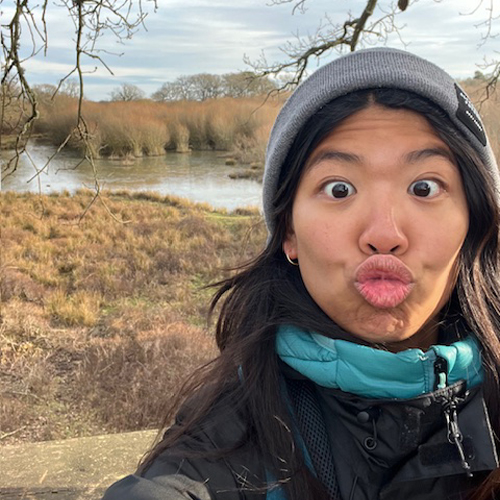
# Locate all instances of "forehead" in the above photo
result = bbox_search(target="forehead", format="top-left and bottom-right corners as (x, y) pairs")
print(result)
(304, 105), (455, 171)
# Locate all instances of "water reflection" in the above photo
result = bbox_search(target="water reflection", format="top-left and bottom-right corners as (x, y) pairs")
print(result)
(1, 144), (262, 210)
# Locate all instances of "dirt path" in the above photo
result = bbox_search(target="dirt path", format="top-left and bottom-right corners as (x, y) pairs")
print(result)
(0, 430), (157, 499)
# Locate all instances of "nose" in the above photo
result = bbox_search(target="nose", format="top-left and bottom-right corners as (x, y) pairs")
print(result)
(358, 200), (409, 255)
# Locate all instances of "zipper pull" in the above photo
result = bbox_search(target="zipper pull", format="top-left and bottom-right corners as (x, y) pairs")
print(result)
(443, 398), (473, 477)
(434, 356), (448, 390)
(435, 357), (473, 477)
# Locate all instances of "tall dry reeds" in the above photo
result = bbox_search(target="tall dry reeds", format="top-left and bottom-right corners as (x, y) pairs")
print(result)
(34, 96), (282, 161)
(4, 78), (500, 164)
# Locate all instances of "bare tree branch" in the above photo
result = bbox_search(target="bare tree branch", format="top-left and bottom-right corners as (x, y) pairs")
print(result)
(477, 57), (500, 104)
(246, 0), (406, 92)
(1, 0), (42, 177)
(268, 0), (309, 16)
(350, 0), (378, 50)
(249, 0), (499, 97)
(1, 0), (157, 202)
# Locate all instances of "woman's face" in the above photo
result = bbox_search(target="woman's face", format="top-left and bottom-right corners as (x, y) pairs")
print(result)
(283, 105), (469, 352)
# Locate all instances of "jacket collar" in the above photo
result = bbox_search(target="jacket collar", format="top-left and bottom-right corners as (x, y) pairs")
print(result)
(276, 325), (483, 399)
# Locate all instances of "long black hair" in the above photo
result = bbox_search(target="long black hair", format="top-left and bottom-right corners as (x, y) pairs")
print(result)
(139, 88), (500, 500)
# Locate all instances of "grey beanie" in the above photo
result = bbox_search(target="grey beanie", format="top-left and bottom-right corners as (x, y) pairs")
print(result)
(263, 47), (499, 235)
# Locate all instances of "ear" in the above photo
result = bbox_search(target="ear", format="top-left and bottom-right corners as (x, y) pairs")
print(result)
(283, 230), (298, 260)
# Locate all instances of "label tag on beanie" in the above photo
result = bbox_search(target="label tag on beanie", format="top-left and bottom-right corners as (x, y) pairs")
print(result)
(455, 84), (487, 147)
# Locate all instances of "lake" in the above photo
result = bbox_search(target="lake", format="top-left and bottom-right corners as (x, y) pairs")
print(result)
(1, 144), (262, 210)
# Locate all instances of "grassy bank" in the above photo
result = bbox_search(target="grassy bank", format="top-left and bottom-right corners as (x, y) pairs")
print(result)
(0, 191), (266, 444)
(33, 96), (282, 165)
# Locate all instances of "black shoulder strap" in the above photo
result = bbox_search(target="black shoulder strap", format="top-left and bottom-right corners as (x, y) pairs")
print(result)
(286, 379), (341, 500)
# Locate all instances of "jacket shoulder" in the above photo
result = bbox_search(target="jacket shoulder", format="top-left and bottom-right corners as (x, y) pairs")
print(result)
(143, 394), (266, 499)
(102, 390), (267, 500)
(101, 473), (211, 500)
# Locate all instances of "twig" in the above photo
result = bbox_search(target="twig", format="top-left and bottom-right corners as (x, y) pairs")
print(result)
(0, 426), (27, 441)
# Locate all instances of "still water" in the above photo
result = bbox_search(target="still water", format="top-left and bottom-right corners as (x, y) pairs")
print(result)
(1, 144), (262, 210)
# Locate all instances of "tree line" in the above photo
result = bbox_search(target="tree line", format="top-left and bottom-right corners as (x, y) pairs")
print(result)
(35, 68), (490, 106)
(113, 72), (277, 102)
(29, 72), (277, 103)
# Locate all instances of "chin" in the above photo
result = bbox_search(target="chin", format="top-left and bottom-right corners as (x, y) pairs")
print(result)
(349, 308), (406, 334)
(342, 312), (420, 346)
(357, 330), (413, 347)
(355, 320), (437, 352)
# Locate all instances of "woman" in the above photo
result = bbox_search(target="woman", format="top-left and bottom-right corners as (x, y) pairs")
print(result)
(102, 48), (500, 500)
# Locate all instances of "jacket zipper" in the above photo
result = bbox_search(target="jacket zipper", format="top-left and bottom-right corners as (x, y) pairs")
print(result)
(433, 356), (448, 390)
(434, 356), (473, 477)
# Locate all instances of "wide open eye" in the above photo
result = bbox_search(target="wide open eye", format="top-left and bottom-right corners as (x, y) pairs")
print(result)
(323, 181), (356, 199)
(408, 179), (442, 198)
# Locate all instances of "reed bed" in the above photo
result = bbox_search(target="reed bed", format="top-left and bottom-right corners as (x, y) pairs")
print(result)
(30, 83), (500, 165)
(0, 191), (266, 443)
(34, 96), (282, 162)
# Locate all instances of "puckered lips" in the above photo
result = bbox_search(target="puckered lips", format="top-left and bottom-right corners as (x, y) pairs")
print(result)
(354, 255), (415, 309)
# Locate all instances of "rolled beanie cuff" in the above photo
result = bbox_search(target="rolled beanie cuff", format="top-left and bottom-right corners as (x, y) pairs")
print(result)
(263, 47), (499, 235)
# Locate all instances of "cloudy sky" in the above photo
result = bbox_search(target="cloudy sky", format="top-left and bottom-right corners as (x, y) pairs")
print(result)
(13, 0), (500, 101)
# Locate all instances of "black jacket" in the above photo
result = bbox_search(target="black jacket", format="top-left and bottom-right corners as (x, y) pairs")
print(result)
(101, 371), (498, 500)
(102, 390), (267, 500)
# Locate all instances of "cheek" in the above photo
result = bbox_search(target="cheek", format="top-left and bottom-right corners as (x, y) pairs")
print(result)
(416, 219), (467, 308)
(294, 220), (348, 266)
(293, 219), (356, 296)
(293, 201), (357, 250)
(429, 249), (462, 303)
(424, 218), (467, 273)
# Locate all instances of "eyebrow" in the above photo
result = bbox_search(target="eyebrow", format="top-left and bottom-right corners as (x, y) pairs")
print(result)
(307, 151), (362, 170)
(307, 147), (456, 170)
(404, 147), (456, 165)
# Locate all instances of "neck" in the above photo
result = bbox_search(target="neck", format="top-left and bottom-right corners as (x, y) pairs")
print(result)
(377, 317), (440, 353)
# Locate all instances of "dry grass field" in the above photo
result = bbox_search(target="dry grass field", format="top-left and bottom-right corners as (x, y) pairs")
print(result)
(0, 191), (266, 444)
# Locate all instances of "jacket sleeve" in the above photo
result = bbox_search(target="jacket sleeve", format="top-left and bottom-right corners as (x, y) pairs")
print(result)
(100, 392), (266, 500)
(101, 472), (212, 500)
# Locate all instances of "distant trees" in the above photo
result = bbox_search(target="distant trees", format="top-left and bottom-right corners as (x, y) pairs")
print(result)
(223, 72), (277, 97)
(33, 80), (81, 103)
(62, 80), (80, 99)
(151, 72), (276, 102)
(110, 83), (146, 102)
(32, 84), (59, 103)
(190, 74), (224, 101)
(150, 81), (187, 102)
(28, 71), (276, 109)
(473, 71), (487, 82)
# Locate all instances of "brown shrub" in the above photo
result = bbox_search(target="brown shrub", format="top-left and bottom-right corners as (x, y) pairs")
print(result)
(0, 301), (62, 441)
(169, 121), (190, 152)
(75, 325), (217, 431)
(0, 268), (45, 302)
